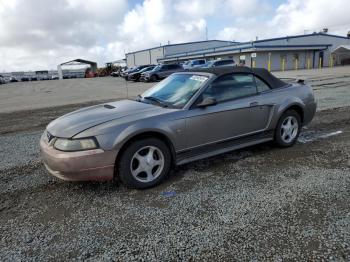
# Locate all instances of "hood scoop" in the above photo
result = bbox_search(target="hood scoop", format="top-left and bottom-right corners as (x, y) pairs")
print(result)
(104, 104), (116, 109)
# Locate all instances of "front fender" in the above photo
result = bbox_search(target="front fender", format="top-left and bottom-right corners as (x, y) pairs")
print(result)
(112, 122), (182, 152)
(91, 116), (186, 153)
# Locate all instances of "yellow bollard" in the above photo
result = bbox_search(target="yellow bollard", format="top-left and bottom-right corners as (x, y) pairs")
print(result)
(319, 57), (322, 68)
(329, 55), (333, 67)
(282, 58), (285, 71)
(268, 58), (271, 71)
(307, 57), (311, 69)
(295, 59), (298, 70)
(252, 60), (256, 68)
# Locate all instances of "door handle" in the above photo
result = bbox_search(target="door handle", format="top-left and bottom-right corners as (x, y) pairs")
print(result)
(250, 102), (259, 107)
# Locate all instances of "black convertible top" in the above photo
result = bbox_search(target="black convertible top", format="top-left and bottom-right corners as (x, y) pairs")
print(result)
(189, 66), (287, 89)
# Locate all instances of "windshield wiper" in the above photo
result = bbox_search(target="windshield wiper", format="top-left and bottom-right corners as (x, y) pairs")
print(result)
(143, 96), (169, 108)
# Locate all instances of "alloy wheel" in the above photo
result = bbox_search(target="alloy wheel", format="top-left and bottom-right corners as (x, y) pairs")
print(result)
(130, 146), (165, 183)
(280, 116), (299, 143)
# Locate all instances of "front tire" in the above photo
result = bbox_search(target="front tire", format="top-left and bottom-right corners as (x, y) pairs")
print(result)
(150, 75), (158, 82)
(275, 110), (301, 147)
(117, 138), (172, 189)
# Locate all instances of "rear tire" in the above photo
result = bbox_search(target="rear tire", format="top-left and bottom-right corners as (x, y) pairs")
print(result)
(274, 110), (301, 147)
(150, 75), (158, 82)
(117, 138), (172, 189)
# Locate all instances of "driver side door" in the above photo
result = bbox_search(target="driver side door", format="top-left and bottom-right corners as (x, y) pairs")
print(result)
(184, 73), (272, 150)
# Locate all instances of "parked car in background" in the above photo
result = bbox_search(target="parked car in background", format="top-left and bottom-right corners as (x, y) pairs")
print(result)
(128, 65), (156, 82)
(122, 65), (154, 80)
(140, 64), (184, 82)
(111, 71), (120, 77)
(51, 75), (59, 80)
(21, 76), (30, 81)
(120, 67), (133, 78)
(0, 76), (5, 85)
(202, 59), (235, 68)
(182, 59), (206, 69)
(9, 76), (18, 82)
(40, 66), (316, 189)
(39, 75), (50, 81)
(31, 76), (38, 81)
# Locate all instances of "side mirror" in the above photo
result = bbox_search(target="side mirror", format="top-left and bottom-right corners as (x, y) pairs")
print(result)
(197, 97), (217, 108)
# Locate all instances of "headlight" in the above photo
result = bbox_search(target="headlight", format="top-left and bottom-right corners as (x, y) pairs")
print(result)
(53, 137), (98, 152)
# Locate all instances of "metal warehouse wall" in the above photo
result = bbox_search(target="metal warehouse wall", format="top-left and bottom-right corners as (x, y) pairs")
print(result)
(149, 47), (164, 65)
(213, 50), (331, 71)
(256, 34), (350, 48)
(126, 47), (164, 67)
(126, 54), (135, 67)
(164, 40), (233, 56)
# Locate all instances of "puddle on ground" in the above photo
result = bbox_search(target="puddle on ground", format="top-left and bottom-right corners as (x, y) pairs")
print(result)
(298, 130), (343, 144)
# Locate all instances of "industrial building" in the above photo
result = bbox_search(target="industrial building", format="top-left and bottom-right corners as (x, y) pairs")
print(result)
(125, 40), (235, 67)
(127, 32), (350, 71)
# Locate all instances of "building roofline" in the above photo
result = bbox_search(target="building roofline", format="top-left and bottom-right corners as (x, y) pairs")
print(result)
(125, 40), (236, 55)
(161, 44), (331, 60)
(253, 32), (350, 43)
(126, 32), (349, 61)
(159, 44), (330, 61)
(159, 32), (347, 59)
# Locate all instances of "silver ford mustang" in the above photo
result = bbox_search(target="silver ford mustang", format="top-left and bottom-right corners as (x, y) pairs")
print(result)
(40, 66), (316, 188)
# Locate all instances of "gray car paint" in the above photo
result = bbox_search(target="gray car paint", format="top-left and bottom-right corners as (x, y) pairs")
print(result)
(46, 71), (316, 165)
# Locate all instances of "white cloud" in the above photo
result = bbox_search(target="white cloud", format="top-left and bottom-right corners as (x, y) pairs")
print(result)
(216, 0), (350, 42)
(116, 0), (208, 53)
(0, 0), (349, 72)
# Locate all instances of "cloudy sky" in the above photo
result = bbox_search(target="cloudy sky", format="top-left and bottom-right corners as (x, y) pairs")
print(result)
(0, 0), (349, 72)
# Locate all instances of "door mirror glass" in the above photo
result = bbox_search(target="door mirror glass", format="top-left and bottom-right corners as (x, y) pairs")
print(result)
(197, 97), (217, 108)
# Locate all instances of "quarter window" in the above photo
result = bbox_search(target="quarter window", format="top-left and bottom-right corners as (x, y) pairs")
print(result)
(201, 73), (257, 103)
(254, 76), (271, 92)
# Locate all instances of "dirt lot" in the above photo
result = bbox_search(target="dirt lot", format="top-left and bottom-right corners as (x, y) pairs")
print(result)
(1, 67), (350, 260)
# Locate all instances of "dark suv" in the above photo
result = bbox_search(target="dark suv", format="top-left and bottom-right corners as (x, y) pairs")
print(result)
(203, 59), (235, 68)
(140, 64), (183, 82)
(122, 65), (154, 80)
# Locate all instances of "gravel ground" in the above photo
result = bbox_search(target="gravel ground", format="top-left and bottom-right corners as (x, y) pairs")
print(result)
(1, 68), (350, 260)
(1, 107), (349, 260)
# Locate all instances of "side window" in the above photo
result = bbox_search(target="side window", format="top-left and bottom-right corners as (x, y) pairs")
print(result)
(255, 76), (271, 92)
(168, 64), (178, 70)
(161, 65), (169, 70)
(201, 73), (257, 103)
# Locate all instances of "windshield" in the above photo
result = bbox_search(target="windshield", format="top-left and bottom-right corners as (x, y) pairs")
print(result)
(204, 60), (215, 67)
(140, 66), (154, 73)
(140, 74), (208, 108)
(151, 65), (161, 72)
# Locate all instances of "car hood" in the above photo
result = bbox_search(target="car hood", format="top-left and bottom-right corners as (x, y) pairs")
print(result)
(47, 100), (161, 138)
(129, 71), (141, 76)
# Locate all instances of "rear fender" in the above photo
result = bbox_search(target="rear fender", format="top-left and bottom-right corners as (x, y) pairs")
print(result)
(269, 98), (305, 129)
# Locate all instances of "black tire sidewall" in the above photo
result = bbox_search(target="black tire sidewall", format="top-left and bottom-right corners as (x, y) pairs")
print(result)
(117, 138), (172, 189)
(275, 110), (301, 147)
(150, 75), (157, 81)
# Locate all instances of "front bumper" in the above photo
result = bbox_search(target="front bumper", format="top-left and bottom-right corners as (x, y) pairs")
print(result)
(140, 75), (150, 82)
(304, 101), (317, 126)
(40, 137), (117, 181)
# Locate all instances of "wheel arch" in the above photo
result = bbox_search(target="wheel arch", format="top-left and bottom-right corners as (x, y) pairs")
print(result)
(281, 104), (304, 124)
(114, 131), (176, 176)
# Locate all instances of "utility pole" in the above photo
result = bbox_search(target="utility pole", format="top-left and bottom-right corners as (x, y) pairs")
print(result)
(205, 26), (208, 41)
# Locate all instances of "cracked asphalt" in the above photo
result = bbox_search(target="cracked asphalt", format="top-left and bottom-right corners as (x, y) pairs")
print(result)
(1, 67), (350, 260)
